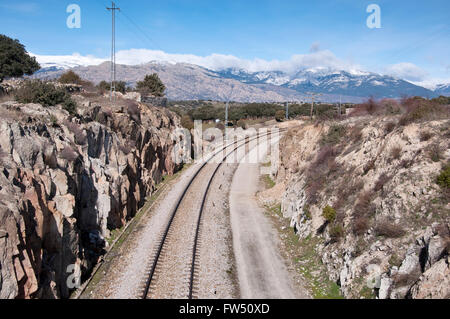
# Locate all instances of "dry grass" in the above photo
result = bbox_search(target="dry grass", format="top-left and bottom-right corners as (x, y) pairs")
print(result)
(352, 215), (370, 236)
(399, 97), (450, 126)
(427, 143), (443, 162)
(374, 173), (392, 192)
(350, 98), (402, 117)
(420, 131), (433, 142)
(363, 159), (376, 175)
(375, 220), (405, 238)
(349, 96), (450, 125)
(345, 125), (364, 144)
(305, 145), (340, 204)
(352, 191), (376, 235)
(390, 146), (402, 160)
(334, 177), (363, 211)
(384, 121), (397, 134)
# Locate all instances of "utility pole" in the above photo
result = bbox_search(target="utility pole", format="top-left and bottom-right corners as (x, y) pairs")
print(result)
(339, 95), (342, 116)
(107, 2), (120, 104)
(224, 84), (234, 139)
(307, 92), (322, 119)
(285, 102), (289, 120)
(225, 100), (229, 127)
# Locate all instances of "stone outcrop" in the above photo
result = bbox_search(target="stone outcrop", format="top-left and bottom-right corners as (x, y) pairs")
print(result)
(0, 95), (185, 299)
(271, 117), (450, 299)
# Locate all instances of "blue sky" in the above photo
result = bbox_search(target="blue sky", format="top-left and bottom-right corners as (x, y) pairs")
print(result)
(0, 0), (449, 86)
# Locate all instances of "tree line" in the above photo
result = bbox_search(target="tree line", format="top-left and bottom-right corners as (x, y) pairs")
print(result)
(170, 101), (340, 122)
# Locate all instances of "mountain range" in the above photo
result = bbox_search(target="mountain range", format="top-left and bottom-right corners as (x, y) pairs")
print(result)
(33, 60), (450, 103)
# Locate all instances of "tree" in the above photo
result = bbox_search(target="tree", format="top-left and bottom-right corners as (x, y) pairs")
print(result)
(0, 34), (40, 82)
(58, 70), (82, 84)
(97, 80), (110, 93)
(180, 114), (194, 130)
(114, 81), (127, 94)
(96, 80), (127, 94)
(275, 110), (285, 122)
(136, 73), (166, 97)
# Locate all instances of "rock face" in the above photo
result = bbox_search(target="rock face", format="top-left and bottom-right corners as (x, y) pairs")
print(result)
(0, 95), (185, 299)
(274, 117), (450, 299)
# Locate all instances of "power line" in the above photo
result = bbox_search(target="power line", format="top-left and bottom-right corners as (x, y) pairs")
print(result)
(113, 0), (164, 51)
(96, 0), (164, 52)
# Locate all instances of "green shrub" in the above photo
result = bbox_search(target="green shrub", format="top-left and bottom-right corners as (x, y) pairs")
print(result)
(303, 205), (312, 220)
(63, 97), (77, 115)
(15, 80), (66, 106)
(329, 224), (344, 242)
(322, 205), (336, 222)
(388, 254), (403, 268)
(321, 124), (346, 145)
(180, 114), (194, 130)
(431, 95), (450, 105)
(15, 80), (77, 113)
(49, 114), (58, 126)
(437, 164), (450, 189)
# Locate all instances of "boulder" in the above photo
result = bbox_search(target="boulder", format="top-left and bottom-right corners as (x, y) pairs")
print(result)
(410, 257), (450, 299)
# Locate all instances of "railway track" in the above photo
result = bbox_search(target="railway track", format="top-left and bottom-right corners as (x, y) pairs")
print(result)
(141, 129), (283, 299)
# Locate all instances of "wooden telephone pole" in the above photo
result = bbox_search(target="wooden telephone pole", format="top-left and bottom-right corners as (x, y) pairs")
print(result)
(307, 92), (322, 119)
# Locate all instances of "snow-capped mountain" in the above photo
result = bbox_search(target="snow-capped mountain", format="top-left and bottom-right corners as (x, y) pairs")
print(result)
(435, 83), (450, 96)
(215, 68), (436, 99)
(32, 58), (440, 102)
(31, 53), (106, 73)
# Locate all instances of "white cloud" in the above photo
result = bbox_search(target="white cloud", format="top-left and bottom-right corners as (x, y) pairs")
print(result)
(384, 62), (428, 82)
(115, 48), (362, 74)
(32, 48), (361, 75)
